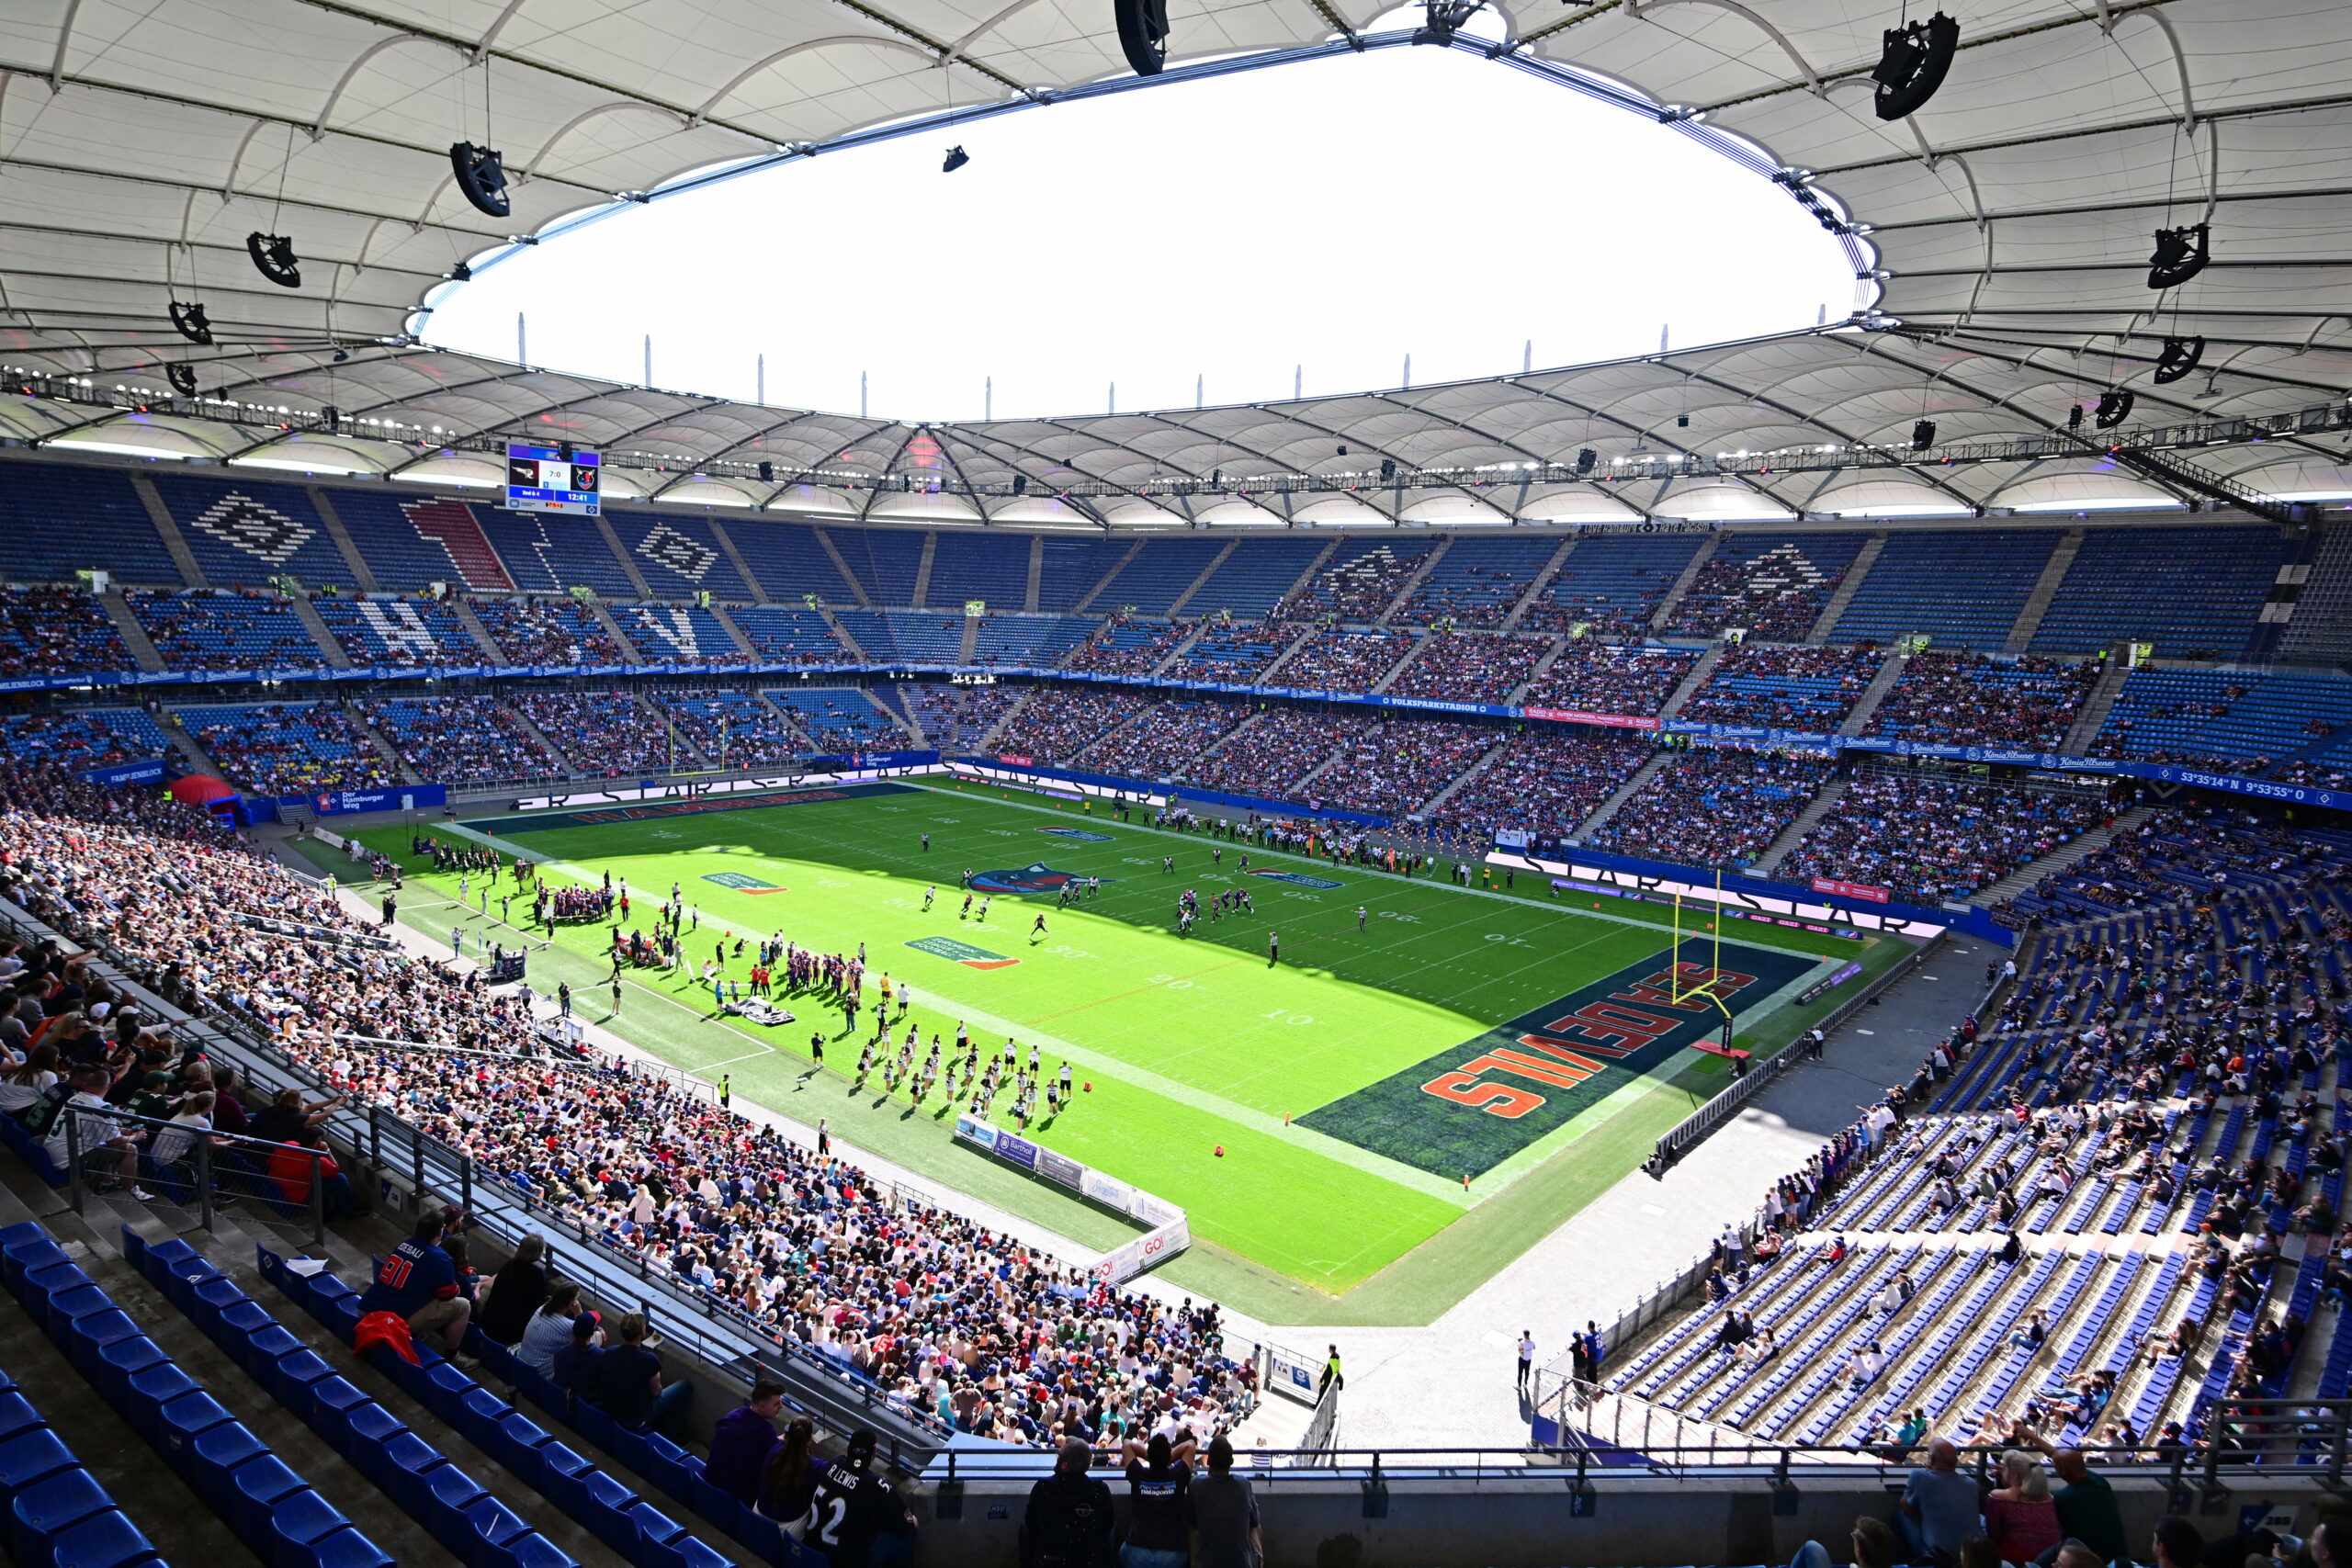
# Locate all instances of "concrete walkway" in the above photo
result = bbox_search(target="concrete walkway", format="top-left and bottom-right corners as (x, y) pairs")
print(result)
(264, 823), (2000, 1454)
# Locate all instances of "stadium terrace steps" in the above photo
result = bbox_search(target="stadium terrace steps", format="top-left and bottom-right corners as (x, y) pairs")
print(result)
(306, 487), (381, 594)
(590, 601), (646, 662)
(1807, 531), (1886, 645)
(128, 469), (208, 588)
(910, 530), (938, 608)
(1509, 634), (1571, 703)
(1973, 804), (2155, 907)
(701, 520), (767, 603)
(594, 514), (655, 599)
(2280, 524), (2352, 668)
(1164, 539), (1238, 617)
(1417, 739), (1509, 817)
(2005, 527), (2085, 653)
(1374, 534), (1451, 625)
(447, 596), (509, 662)
(1024, 534), (1046, 611)
(816, 602), (865, 659)
(1647, 531), (1718, 629)
(352, 705), (421, 784)
(1835, 649), (1908, 737)
(752, 690), (818, 749)
(1571, 749), (1675, 840)
(96, 591), (168, 671)
(1657, 640), (1727, 719)
(1749, 778), (1848, 876)
(2059, 658), (2132, 752)
(1147, 621), (1208, 680)
(291, 596), (356, 668)
(1369, 633), (1429, 694)
(957, 613), (980, 664)
(812, 528), (873, 607)
(498, 699), (576, 775)
(707, 604), (758, 657)
(1501, 536), (1578, 631)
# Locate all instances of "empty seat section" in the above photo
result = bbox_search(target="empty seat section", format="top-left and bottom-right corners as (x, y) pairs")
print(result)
(720, 518), (854, 603)
(876, 609), (966, 661)
(129, 591), (324, 670)
(1035, 538), (1133, 611)
(471, 508), (633, 596)
(828, 527), (924, 604)
(1829, 529), (2061, 649)
(617, 604), (751, 663)
(831, 609), (895, 660)
(971, 614), (1096, 666)
(1089, 537), (1227, 615)
(1664, 531), (1869, 639)
(1522, 534), (1702, 635)
(324, 488), (522, 593)
(764, 686), (899, 749)
(605, 511), (752, 601)
(313, 596), (479, 664)
(2096, 668), (2352, 768)
(2030, 525), (2291, 658)
(730, 605), (845, 662)
(924, 531), (1030, 610)
(149, 474), (354, 590)
(1181, 537), (1326, 620)
(0, 459), (183, 585)
(1394, 536), (1557, 626)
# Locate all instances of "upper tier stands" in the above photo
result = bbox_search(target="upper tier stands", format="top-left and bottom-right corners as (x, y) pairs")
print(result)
(730, 604), (845, 662)
(470, 508), (632, 598)
(1275, 539), (1435, 623)
(1389, 631), (1549, 704)
(1664, 531), (1867, 640)
(312, 596), (479, 666)
(175, 700), (391, 793)
(1061, 617), (1187, 675)
(1589, 748), (1835, 868)
(0, 584), (130, 677)
(0, 458), (181, 584)
(469, 598), (622, 664)
(1781, 773), (2111, 903)
(649, 687), (803, 765)
(148, 473), (351, 591)
(605, 510), (752, 601)
(356, 695), (558, 783)
(1166, 624), (1299, 682)
(1182, 537), (1324, 620)
(1521, 533), (1703, 637)
(1089, 536), (1228, 615)
(1866, 653), (2101, 750)
(828, 525), (924, 605)
(1521, 642), (1698, 717)
(719, 517), (854, 604)
(128, 592), (322, 671)
(1679, 643), (1886, 731)
(1394, 536), (1558, 626)
(763, 685), (902, 750)
(2096, 668), (2352, 772)
(834, 608), (965, 664)
(1035, 537), (1133, 612)
(617, 604), (751, 664)
(0, 707), (172, 768)
(1430, 730), (1649, 843)
(2030, 525), (2295, 660)
(1828, 528), (2062, 650)
(319, 489), (516, 593)
(924, 529), (1030, 610)
(971, 614), (1095, 667)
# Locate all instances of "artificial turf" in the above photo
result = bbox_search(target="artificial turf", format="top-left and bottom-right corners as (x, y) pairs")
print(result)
(333, 776), (1897, 1321)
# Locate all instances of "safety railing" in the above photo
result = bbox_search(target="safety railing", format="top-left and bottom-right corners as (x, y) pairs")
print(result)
(60, 1099), (332, 1248)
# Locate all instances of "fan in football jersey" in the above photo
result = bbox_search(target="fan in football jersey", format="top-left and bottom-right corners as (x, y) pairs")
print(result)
(804, 1428), (917, 1568)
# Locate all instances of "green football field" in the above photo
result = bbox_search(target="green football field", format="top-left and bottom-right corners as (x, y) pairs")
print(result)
(335, 777), (1904, 1324)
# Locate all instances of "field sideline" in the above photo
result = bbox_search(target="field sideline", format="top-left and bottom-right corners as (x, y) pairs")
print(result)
(320, 776), (1911, 1325)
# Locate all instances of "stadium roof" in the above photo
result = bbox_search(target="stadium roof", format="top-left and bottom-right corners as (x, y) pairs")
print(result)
(1, 0), (2347, 525)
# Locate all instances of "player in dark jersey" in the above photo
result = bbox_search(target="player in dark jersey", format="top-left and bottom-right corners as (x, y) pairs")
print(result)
(804, 1429), (916, 1568)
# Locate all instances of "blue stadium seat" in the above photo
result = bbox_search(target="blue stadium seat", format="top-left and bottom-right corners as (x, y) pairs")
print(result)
(153, 1389), (237, 1475)
(220, 1451), (308, 1542)
(8, 1467), (114, 1562)
(31, 1506), (162, 1568)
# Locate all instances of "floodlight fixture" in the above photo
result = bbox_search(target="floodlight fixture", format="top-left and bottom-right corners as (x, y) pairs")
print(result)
(168, 301), (213, 345)
(2147, 224), (2209, 290)
(2153, 336), (2206, 384)
(450, 143), (513, 218)
(1414, 0), (1482, 45)
(246, 232), (301, 288)
(1871, 11), (1958, 120)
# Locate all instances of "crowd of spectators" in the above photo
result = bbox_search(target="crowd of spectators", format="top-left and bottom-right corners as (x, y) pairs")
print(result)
(899, 682), (1021, 751)
(0, 769), (1257, 1450)
(1078, 697), (1250, 779)
(649, 690), (804, 768)
(1186, 708), (1369, 800)
(1393, 560), (1548, 629)
(1274, 547), (1427, 623)
(0, 710), (156, 771)
(1664, 546), (1848, 641)
(470, 597), (625, 665)
(510, 690), (679, 775)
(992, 689), (1150, 764)
(2275, 753), (2352, 790)
(130, 591), (322, 671)
(1388, 632), (1548, 704)
(1589, 746), (1834, 867)
(1868, 654), (2103, 750)
(1679, 643), (1887, 731)
(1430, 730), (1650, 844)
(0, 585), (130, 677)
(357, 696), (558, 784)
(1315, 717), (1496, 817)
(1274, 629), (1414, 693)
(1059, 619), (1192, 676)
(185, 702), (393, 795)
(1785, 773), (2110, 903)
(1520, 643), (1698, 717)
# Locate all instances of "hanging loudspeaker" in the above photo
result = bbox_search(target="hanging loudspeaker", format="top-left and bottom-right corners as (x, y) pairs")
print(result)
(450, 142), (512, 219)
(941, 146), (970, 174)
(1576, 448), (1597, 474)
(1114, 0), (1170, 75)
(247, 232), (301, 288)
(164, 363), (198, 397)
(168, 300), (213, 345)
(1872, 11), (1959, 120)
(2153, 336), (2206, 385)
(2095, 389), (2135, 429)
(1910, 419), (1937, 451)
(2147, 224), (2209, 290)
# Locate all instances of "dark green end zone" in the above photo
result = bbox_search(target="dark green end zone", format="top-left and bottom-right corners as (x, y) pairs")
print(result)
(1299, 942), (1820, 1178)
(462, 780), (915, 833)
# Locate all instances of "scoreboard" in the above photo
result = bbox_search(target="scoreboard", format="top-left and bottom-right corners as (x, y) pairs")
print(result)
(505, 443), (601, 515)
